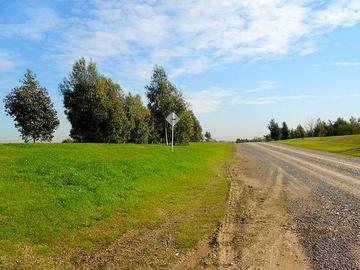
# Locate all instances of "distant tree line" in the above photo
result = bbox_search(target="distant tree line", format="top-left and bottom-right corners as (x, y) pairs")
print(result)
(3, 58), (203, 144)
(236, 137), (263, 143)
(204, 131), (215, 142)
(266, 117), (360, 141)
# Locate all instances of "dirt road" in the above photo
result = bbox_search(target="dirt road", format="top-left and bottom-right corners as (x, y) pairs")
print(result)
(209, 143), (360, 270)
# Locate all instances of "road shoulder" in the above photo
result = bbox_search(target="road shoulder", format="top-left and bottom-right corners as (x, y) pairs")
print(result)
(174, 144), (310, 269)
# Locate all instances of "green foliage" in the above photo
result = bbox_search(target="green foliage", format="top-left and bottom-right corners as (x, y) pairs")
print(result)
(3, 70), (59, 143)
(280, 122), (289, 140)
(59, 61), (202, 144)
(295, 124), (306, 138)
(146, 66), (202, 144)
(267, 119), (281, 140)
(191, 113), (203, 142)
(269, 117), (360, 140)
(314, 118), (328, 137)
(5, 60), (202, 145)
(236, 137), (262, 143)
(289, 124), (306, 139)
(175, 109), (194, 143)
(60, 58), (128, 143)
(174, 106), (203, 143)
(146, 66), (179, 143)
(332, 117), (359, 135)
(0, 143), (232, 265)
(124, 93), (151, 143)
(278, 134), (360, 157)
(204, 131), (212, 141)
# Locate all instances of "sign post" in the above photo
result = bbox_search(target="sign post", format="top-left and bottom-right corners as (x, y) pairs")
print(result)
(166, 112), (180, 152)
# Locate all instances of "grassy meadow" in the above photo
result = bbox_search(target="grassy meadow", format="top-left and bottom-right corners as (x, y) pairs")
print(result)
(277, 134), (360, 157)
(0, 143), (233, 268)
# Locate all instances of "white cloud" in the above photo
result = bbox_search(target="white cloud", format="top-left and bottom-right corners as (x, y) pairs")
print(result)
(0, 7), (60, 40)
(231, 94), (360, 105)
(333, 62), (360, 66)
(2, 0), (360, 78)
(187, 89), (235, 113)
(314, 0), (360, 28)
(0, 51), (16, 71)
(187, 87), (360, 113)
(242, 81), (280, 94)
(189, 99), (223, 114)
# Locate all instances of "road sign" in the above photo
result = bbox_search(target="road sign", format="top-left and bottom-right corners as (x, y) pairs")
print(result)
(166, 112), (180, 152)
(166, 113), (180, 126)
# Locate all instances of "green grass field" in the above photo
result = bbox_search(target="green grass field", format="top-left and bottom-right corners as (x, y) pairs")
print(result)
(277, 134), (360, 157)
(0, 143), (233, 267)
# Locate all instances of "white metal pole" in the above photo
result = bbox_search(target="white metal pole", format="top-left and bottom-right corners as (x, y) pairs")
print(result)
(171, 112), (174, 152)
(165, 125), (168, 146)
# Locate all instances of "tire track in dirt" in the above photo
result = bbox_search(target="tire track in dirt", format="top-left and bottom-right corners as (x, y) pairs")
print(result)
(215, 145), (310, 270)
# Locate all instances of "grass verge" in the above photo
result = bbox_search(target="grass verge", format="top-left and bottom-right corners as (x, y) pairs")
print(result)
(0, 143), (233, 268)
(277, 135), (360, 157)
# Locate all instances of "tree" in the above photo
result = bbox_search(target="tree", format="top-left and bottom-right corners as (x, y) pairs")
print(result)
(175, 109), (196, 143)
(267, 119), (281, 140)
(265, 117), (360, 139)
(190, 112), (203, 142)
(314, 118), (328, 137)
(146, 66), (177, 143)
(289, 129), (296, 139)
(204, 131), (212, 141)
(264, 134), (272, 141)
(349, 116), (360, 134)
(170, 94), (200, 144)
(326, 120), (335, 136)
(146, 66), (202, 144)
(332, 117), (354, 136)
(4, 70), (59, 143)
(125, 93), (151, 143)
(305, 118), (316, 137)
(295, 124), (306, 138)
(280, 122), (290, 140)
(60, 58), (128, 143)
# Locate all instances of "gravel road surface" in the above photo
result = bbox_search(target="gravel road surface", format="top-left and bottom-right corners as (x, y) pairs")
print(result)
(238, 143), (360, 270)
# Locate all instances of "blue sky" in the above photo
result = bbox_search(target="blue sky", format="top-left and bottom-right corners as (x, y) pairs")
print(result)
(0, 0), (360, 141)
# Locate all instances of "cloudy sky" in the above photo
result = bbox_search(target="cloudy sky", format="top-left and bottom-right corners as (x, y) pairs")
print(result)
(0, 0), (360, 141)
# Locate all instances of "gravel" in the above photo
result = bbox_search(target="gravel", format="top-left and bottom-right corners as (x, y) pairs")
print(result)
(241, 143), (360, 270)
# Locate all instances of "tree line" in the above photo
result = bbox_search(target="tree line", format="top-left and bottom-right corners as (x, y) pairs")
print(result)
(235, 137), (263, 143)
(3, 58), (203, 144)
(266, 117), (360, 141)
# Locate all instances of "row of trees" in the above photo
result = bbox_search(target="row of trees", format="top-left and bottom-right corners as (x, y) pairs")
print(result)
(267, 117), (360, 141)
(267, 120), (305, 141)
(305, 117), (360, 137)
(235, 137), (263, 143)
(3, 58), (203, 143)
